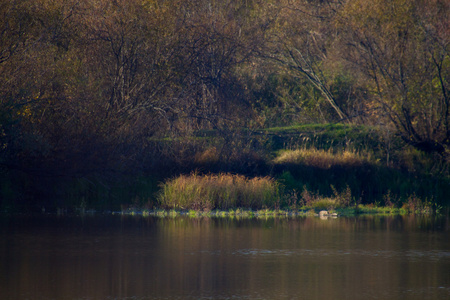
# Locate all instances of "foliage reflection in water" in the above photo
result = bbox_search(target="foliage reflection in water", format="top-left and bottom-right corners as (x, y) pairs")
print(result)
(0, 214), (449, 300)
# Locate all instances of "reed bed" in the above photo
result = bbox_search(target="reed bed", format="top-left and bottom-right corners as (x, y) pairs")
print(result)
(273, 148), (374, 169)
(158, 173), (281, 210)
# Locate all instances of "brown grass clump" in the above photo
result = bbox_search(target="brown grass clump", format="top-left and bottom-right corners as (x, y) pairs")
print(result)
(273, 148), (374, 169)
(158, 173), (281, 210)
(194, 147), (220, 165)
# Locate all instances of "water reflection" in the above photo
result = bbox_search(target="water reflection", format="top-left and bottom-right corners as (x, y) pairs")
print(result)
(0, 215), (449, 299)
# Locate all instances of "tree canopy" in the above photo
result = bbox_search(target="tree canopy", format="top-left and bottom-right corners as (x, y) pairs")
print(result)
(0, 0), (448, 177)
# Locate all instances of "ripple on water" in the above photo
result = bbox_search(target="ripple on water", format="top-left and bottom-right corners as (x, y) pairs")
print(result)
(232, 248), (450, 261)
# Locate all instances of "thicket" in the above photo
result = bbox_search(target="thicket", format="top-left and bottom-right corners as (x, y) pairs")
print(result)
(0, 0), (448, 212)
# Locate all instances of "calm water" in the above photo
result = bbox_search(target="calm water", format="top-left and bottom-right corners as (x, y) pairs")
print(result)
(0, 214), (449, 300)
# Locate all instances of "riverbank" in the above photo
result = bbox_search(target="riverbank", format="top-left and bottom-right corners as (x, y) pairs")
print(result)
(116, 204), (441, 218)
(1, 124), (449, 213)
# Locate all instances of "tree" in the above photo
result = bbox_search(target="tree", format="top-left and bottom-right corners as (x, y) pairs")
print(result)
(0, 0), (84, 172)
(0, 0), (270, 176)
(266, 0), (350, 122)
(340, 0), (449, 154)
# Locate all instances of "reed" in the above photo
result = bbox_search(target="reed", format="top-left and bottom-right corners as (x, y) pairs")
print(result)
(158, 173), (281, 210)
(273, 148), (374, 169)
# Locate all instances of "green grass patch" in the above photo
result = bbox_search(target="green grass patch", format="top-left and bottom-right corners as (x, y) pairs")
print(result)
(264, 123), (356, 134)
(261, 123), (384, 152)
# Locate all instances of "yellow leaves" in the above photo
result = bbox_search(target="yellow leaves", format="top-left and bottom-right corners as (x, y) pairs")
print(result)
(340, 0), (416, 36)
(142, 0), (166, 12)
(17, 105), (32, 119)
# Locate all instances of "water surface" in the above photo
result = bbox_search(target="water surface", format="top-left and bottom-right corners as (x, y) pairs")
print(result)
(1, 214), (449, 299)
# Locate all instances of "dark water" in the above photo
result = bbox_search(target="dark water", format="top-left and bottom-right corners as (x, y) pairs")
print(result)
(0, 214), (449, 300)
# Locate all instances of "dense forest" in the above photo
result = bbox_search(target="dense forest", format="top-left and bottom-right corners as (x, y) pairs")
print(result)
(0, 0), (449, 211)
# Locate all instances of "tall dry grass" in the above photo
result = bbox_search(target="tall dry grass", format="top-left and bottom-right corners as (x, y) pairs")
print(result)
(273, 148), (375, 169)
(158, 173), (281, 210)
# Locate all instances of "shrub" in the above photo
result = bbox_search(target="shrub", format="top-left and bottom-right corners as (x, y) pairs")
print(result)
(331, 185), (354, 207)
(401, 193), (434, 214)
(194, 147), (220, 165)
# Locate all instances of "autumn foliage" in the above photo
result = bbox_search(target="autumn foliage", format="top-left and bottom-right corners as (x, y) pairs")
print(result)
(0, 0), (448, 206)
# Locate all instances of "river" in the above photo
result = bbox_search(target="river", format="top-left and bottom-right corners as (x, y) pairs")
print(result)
(1, 214), (449, 299)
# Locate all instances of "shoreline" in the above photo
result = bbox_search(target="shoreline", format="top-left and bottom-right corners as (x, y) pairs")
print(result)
(6, 205), (436, 218)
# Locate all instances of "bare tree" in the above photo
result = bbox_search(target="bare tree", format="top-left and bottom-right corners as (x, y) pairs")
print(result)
(266, 0), (349, 121)
(340, 0), (449, 154)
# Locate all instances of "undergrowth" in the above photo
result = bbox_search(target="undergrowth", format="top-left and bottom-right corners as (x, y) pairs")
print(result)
(155, 172), (439, 215)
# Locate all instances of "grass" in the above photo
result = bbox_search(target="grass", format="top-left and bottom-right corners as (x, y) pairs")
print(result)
(263, 123), (366, 136)
(261, 123), (384, 152)
(272, 144), (449, 208)
(158, 173), (282, 210)
(117, 204), (437, 219)
(152, 169), (440, 217)
(273, 148), (375, 169)
(114, 174), (439, 217)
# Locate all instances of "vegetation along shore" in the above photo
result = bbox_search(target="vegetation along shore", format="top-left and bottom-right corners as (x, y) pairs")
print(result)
(0, 0), (449, 215)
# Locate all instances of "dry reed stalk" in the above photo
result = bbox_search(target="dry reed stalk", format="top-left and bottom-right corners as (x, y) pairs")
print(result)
(273, 148), (373, 168)
(158, 173), (281, 210)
